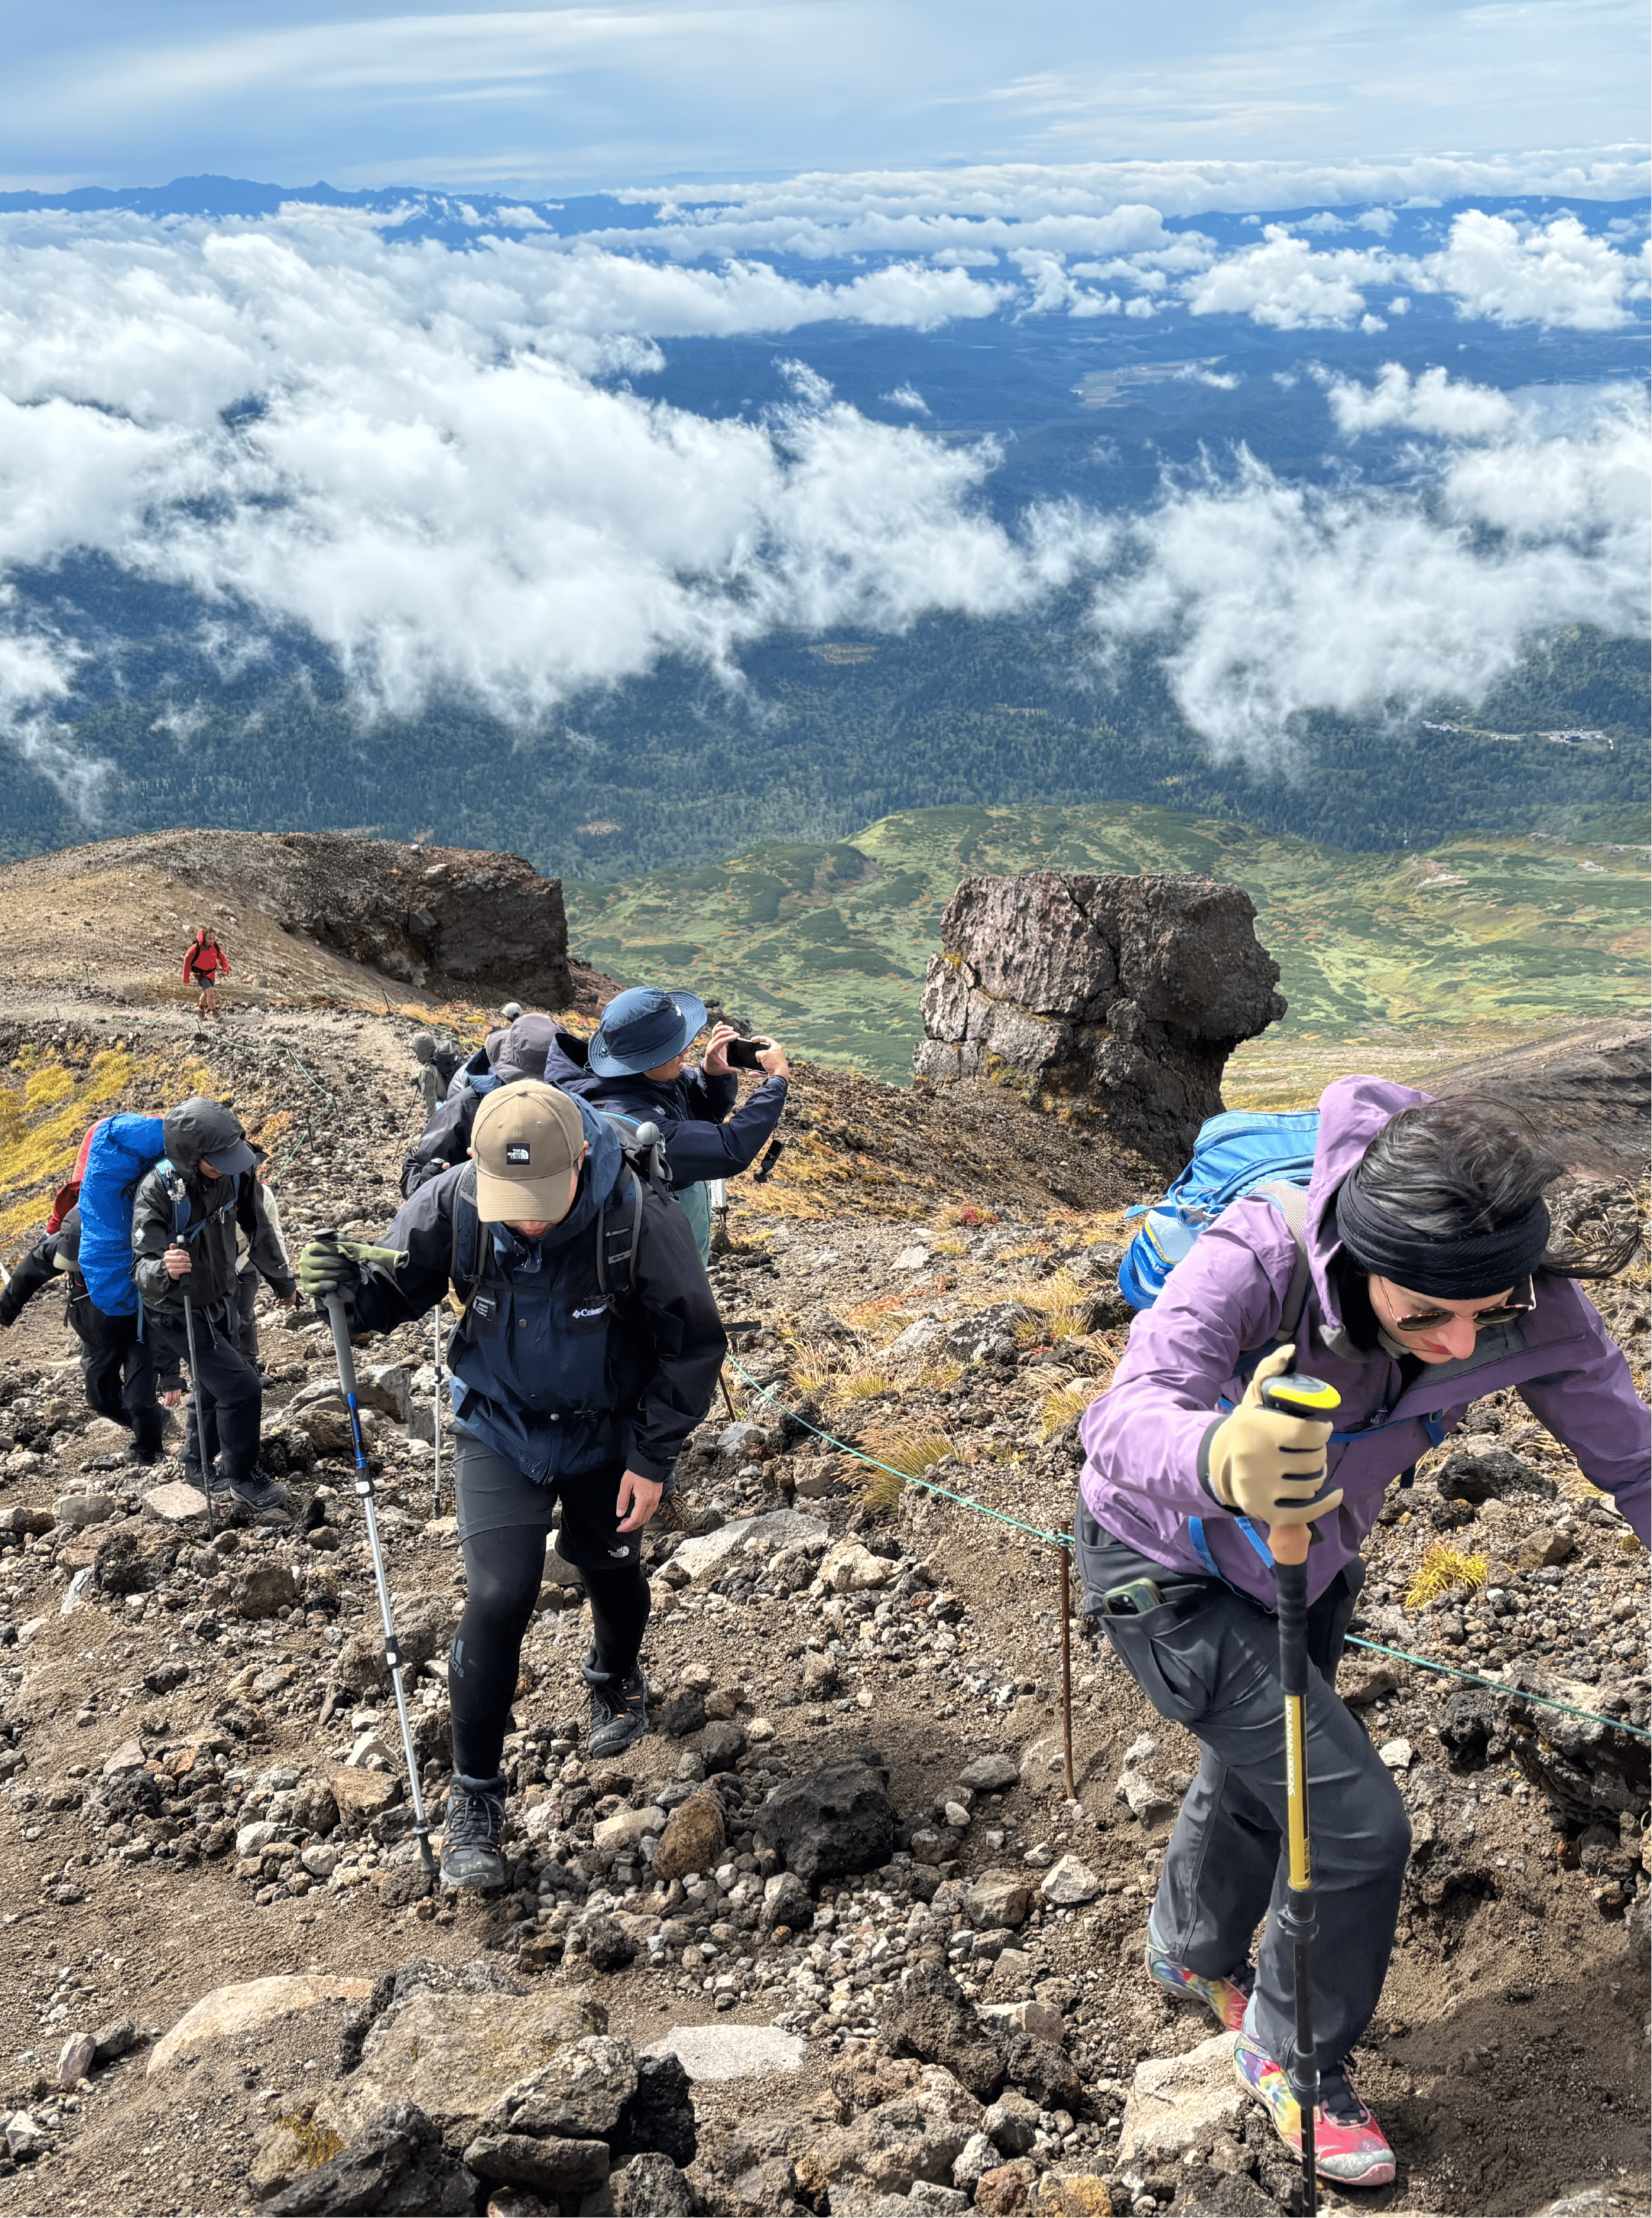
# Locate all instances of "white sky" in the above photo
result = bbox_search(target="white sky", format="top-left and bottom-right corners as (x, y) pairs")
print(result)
(2, 0), (1647, 191)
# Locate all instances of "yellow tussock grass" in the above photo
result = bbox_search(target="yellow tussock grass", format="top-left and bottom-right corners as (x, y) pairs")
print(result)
(1405, 1545), (1488, 1610)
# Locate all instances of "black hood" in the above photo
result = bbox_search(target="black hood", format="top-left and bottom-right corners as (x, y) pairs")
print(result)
(161, 1096), (253, 1180)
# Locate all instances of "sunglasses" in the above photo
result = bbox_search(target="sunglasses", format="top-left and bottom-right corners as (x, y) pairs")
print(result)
(1380, 1278), (1537, 1336)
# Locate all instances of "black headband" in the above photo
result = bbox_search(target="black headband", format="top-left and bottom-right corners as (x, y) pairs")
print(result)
(1334, 1175), (1550, 1301)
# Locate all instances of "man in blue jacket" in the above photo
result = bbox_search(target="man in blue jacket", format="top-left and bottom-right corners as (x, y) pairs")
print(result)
(297, 1082), (726, 1891)
(552, 986), (790, 1261)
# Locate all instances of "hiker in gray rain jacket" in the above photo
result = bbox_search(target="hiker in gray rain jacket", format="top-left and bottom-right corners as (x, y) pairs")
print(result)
(131, 1096), (296, 1511)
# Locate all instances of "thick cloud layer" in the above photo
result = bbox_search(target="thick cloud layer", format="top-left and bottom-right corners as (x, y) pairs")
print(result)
(0, 196), (1646, 815)
(1091, 373), (1648, 762)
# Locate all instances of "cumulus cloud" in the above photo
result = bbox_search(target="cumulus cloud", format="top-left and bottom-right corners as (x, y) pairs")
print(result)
(1430, 209), (1650, 329)
(0, 209), (1102, 745)
(1180, 209), (1650, 331)
(1322, 363), (1517, 440)
(0, 196), (1644, 813)
(1087, 385), (1649, 762)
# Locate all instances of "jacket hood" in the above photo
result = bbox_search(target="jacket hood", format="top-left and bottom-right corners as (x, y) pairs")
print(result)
(534, 1093), (625, 1254)
(493, 1015), (561, 1086)
(542, 1029), (595, 1090)
(1304, 1076), (1432, 1318)
(161, 1096), (252, 1178)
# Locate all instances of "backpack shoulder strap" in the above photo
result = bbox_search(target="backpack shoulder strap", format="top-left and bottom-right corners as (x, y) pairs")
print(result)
(448, 1164), (485, 1329)
(595, 1172), (645, 1314)
(1233, 1178), (1315, 1377)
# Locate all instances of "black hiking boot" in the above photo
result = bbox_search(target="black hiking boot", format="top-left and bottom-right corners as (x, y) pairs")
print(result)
(582, 1651), (649, 1760)
(440, 1772), (508, 1890)
(213, 1466), (292, 1514)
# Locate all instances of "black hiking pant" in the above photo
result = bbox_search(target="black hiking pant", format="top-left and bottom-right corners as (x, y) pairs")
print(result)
(148, 1307), (263, 1486)
(449, 1431), (651, 1781)
(1076, 1506), (1411, 2080)
(73, 1298), (165, 1459)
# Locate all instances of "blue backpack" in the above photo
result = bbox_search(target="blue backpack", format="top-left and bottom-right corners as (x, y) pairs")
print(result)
(1119, 1109), (1320, 1314)
(76, 1116), (167, 1317)
(76, 1115), (236, 1320)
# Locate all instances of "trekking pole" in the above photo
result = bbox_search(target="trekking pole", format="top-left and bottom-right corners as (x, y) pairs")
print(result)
(1260, 1369), (1342, 2218)
(1058, 1544), (1076, 1801)
(431, 1304), (443, 1516)
(180, 1290), (215, 1544)
(314, 1229), (435, 1877)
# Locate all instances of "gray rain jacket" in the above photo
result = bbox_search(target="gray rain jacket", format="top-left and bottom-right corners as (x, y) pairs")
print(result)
(131, 1099), (292, 1330)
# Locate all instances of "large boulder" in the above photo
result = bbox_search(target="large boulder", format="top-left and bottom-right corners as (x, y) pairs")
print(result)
(914, 872), (1285, 1167)
(757, 1752), (898, 1888)
(313, 1983), (607, 2144)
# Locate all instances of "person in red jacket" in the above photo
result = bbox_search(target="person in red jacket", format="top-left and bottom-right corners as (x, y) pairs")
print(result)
(183, 927), (230, 1016)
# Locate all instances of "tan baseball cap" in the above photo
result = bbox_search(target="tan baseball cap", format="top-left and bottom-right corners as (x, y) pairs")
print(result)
(469, 1082), (587, 1223)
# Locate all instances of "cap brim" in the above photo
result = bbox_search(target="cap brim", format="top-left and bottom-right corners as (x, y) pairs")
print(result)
(212, 1139), (256, 1180)
(472, 1166), (576, 1224)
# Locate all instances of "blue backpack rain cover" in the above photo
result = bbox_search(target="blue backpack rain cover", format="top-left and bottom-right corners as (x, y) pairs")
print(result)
(76, 1115), (167, 1317)
(1119, 1109), (1320, 1310)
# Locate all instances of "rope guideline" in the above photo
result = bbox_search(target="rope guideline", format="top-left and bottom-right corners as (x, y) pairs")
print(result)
(723, 1354), (1650, 1745)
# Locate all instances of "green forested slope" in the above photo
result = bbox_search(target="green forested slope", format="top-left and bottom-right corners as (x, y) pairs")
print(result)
(565, 803), (1648, 1081)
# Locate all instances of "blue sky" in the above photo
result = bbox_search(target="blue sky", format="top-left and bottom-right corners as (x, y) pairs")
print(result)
(4, 1), (1647, 191)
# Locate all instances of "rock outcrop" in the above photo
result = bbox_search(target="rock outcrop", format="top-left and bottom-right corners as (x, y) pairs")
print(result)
(914, 872), (1285, 1166)
(21, 829), (573, 1004)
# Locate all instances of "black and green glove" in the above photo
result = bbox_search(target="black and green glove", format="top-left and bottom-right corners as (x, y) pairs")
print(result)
(297, 1240), (359, 1306)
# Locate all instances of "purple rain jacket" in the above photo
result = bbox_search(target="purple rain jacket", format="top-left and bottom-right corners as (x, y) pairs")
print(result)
(1080, 1075), (1651, 1606)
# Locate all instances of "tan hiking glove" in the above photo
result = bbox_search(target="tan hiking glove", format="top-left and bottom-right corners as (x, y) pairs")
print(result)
(1204, 1345), (1342, 1528)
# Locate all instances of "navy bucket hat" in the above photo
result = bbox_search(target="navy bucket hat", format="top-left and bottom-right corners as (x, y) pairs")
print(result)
(587, 986), (708, 1078)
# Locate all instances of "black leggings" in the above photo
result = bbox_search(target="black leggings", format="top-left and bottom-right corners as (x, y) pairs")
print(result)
(449, 1525), (651, 1781)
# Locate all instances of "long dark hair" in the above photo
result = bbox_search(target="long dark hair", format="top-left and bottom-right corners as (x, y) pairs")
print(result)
(1355, 1096), (1641, 1280)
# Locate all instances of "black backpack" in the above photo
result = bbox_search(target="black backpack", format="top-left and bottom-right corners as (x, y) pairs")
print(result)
(446, 1118), (670, 1336)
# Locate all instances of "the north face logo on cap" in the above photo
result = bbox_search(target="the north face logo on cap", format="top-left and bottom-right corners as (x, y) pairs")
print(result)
(505, 1142), (531, 1164)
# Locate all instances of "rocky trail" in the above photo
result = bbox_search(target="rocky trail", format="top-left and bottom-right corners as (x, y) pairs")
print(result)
(0, 970), (1646, 2216)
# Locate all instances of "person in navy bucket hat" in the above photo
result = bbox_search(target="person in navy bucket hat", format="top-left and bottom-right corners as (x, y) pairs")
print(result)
(587, 987), (709, 1077)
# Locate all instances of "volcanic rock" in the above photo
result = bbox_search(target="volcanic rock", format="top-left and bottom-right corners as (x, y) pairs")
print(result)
(914, 872), (1285, 1166)
(758, 1752), (898, 1886)
(259, 2102), (476, 2215)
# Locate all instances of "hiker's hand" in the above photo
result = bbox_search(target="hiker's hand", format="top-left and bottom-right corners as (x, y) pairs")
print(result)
(757, 1039), (790, 1079)
(163, 1245), (192, 1281)
(1206, 1346), (1340, 1528)
(701, 1023), (738, 1077)
(162, 1388), (183, 1408)
(615, 1469), (662, 1532)
(297, 1241), (352, 1302)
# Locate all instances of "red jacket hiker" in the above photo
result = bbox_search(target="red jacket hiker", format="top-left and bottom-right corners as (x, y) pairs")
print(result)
(183, 934), (229, 986)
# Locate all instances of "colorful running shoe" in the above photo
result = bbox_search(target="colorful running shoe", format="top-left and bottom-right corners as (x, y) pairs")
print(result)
(1145, 1919), (1254, 2032)
(1232, 2031), (1397, 2187)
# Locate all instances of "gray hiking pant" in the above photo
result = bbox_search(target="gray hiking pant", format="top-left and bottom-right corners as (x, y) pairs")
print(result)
(1075, 1505), (1410, 2077)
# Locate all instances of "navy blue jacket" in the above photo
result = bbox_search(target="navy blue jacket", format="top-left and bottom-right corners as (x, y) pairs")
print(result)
(544, 1032), (787, 1186)
(352, 1103), (725, 1486)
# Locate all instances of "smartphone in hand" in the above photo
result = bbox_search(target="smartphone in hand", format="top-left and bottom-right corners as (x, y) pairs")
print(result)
(725, 1037), (771, 1070)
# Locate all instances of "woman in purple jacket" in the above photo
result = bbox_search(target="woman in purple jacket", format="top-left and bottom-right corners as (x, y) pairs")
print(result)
(1078, 1077), (1648, 2187)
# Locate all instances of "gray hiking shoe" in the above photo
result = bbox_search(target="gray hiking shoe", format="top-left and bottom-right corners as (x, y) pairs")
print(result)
(440, 1773), (508, 1890)
(583, 1654), (649, 1760)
